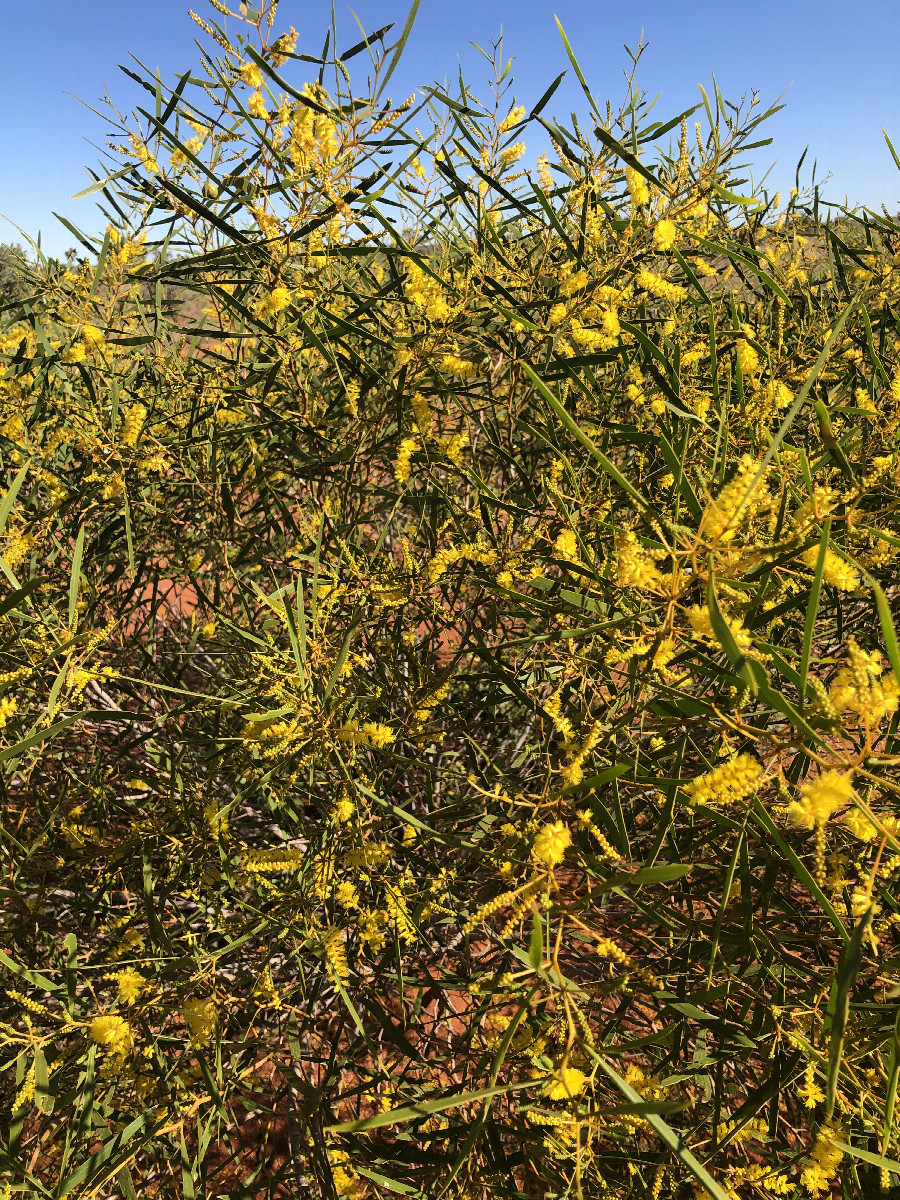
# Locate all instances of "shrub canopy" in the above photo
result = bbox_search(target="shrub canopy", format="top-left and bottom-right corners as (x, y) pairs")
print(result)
(3, 4), (900, 1197)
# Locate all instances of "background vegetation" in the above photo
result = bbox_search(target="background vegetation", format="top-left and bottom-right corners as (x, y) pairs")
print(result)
(2, 3), (900, 1196)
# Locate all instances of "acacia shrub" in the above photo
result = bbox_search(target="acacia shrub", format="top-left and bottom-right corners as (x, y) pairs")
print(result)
(2, 4), (900, 1198)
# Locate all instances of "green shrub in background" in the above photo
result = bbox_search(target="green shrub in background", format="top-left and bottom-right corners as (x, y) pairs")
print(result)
(0, 245), (29, 309)
(3, 3), (900, 1196)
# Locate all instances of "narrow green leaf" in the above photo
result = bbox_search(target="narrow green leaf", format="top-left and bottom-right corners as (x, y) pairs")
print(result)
(326, 1078), (538, 1134)
(0, 461), (31, 539)
(529, 912), (543, 970)
(0, 950), (62, 993)
(67, 524), (85, 633)
(826, 907), (873, 1118)
(800, 519), (830, 702)
(376, 0), (421, 99)
(70, 166), (135, 201)
(834, 1140), (900, 1175)
(521, 362), (656, 516)
(34, 1046), (53, 1114)
(591, 1053), (731, 1200)
(749, 798), (849, 942)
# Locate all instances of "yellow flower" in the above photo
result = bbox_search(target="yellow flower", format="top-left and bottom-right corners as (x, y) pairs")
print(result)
(625, 165), (650, 207)
(120, 403), (147, 447)
(615, 531), (662, 590)
(324, 927), (350, 982)
(240, 62), (263, 89)
(499, 141), (526, 167)
(544, 1067), (586, 1100)
(335, 880), (359, 909)
(536, 153), (554, 191)
(498, 105), (526, 133)
(254, 286), (292, 319)
(89, 1013), (134, 1056)
(115, 968), (145, 1004)
(81, 323), (106, 349)
(0, 697), (17, 728)
(702, 455), (766, 544)
(687, 604), (753, 655)
(636, 270), (686, 303)
(801, 545), (860, 592)
(560, 270), (588, 297)
(361, 721), (395, 748)
(735, 328), (759, 377)
(801, 1123), (844, 1197)
(788, 770), (854, 830)
(683, 754), (762, 806)
(395, 436), (418, 485)
(334, 792), (355, 823)
(554, 529), (578, 560)
(248, 91), (268, 120)
(182, 998), (215, 1047)
(532, 821), (572, 868)
(404, 261), (450, 322)
(843, 806), (879, 841)
(653, 219), (677, 250)
(797, 1062), (825, 1108)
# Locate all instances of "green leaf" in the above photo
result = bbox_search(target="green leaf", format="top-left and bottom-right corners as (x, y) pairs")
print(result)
(326, 1078), (539, 1133)
(0, 461), (31, 539)
(521, 361), (656, 517)
(0, 709), (141, 767)
(70, 166), (135, 201)
(867, 573), (900, 684)
(529, 912), (543, 970)
(0, 576), (43, 620)
(34, 1046), (53, 1114)
(591, 1053), (731, 1200)
(883, 1009), (900, 1160)
(884, 127), (900, 174)
(355, 1167), (420, 1195)
(711, 182), (762, 208)
(833, 1139), (900, 1175)
(800, 518), (830, 702)
(749, 799), (849, 943)
(554, 17), (603, 123)
(376, 0), (421, 99)
(826, 907), (873, 1118)
(67, 524), (85, 633)
(57, 1111), (165, 1195)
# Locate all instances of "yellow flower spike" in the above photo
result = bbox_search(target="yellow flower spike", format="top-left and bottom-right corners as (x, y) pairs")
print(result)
(531, 821), (571, 869)
(115, 968), (145, 1004)
(182, 998), (215, 1048)
(239, 62), (263, 89)
(554, 529), (578, 561)
(652, 218), (677, 250)
(625, 165), (650, 207)
(636, 269), (686, 303)
(89, 1013), (134, 1057)
(544, 1067), (586, 1100)
(801, 544), (861, 592)
(498, 105), (526, 133)
(788, 770), (854, 830)
(735, 326), (760, 377)
(683, 754), (763, 807)
(248, 91), (268, 120)
(81, 323), (106, 349)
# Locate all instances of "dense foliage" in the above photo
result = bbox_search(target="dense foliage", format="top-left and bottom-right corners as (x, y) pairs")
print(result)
(0, 246), (30, 309)
(4, 4), (900, 1196)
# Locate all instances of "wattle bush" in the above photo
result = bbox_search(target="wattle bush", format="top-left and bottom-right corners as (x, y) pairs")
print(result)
(3, 4), (900, 1196)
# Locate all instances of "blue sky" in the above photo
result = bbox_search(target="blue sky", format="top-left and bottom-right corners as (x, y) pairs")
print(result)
(1, 0), (899, 257)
